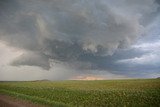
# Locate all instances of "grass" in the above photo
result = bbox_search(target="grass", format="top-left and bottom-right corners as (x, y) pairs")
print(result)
(0, 79), (160, 107)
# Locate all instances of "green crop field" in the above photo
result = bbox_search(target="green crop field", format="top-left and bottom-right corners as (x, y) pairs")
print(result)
(0, 79), (160, 107)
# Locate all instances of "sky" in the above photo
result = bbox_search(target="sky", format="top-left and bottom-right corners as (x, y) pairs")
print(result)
(0, 0), (160, 81)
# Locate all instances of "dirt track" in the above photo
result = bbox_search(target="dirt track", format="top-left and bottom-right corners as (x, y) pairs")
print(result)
(0, 95), (46, 107)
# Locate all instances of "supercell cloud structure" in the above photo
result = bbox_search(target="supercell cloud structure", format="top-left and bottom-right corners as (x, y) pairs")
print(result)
(0, 0), (160, 80)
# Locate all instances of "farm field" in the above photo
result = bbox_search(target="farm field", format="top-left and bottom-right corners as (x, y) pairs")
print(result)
(0, 79), (160, 107)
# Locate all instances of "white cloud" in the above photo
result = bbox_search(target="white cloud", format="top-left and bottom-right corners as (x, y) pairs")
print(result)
(117, 52), (160, 65)
(132, 41), (160, 51)
(0, 42), (22, 66)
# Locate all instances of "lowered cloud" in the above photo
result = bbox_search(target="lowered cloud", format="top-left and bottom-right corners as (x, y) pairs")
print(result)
(0, 0), (160, 80)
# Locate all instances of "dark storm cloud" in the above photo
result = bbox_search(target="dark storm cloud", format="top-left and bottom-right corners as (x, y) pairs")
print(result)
(0, 0), (159, 78)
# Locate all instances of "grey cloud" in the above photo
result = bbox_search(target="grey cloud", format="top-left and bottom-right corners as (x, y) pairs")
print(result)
(0, 0), (159, 78)
(11, 51), (50, 70)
